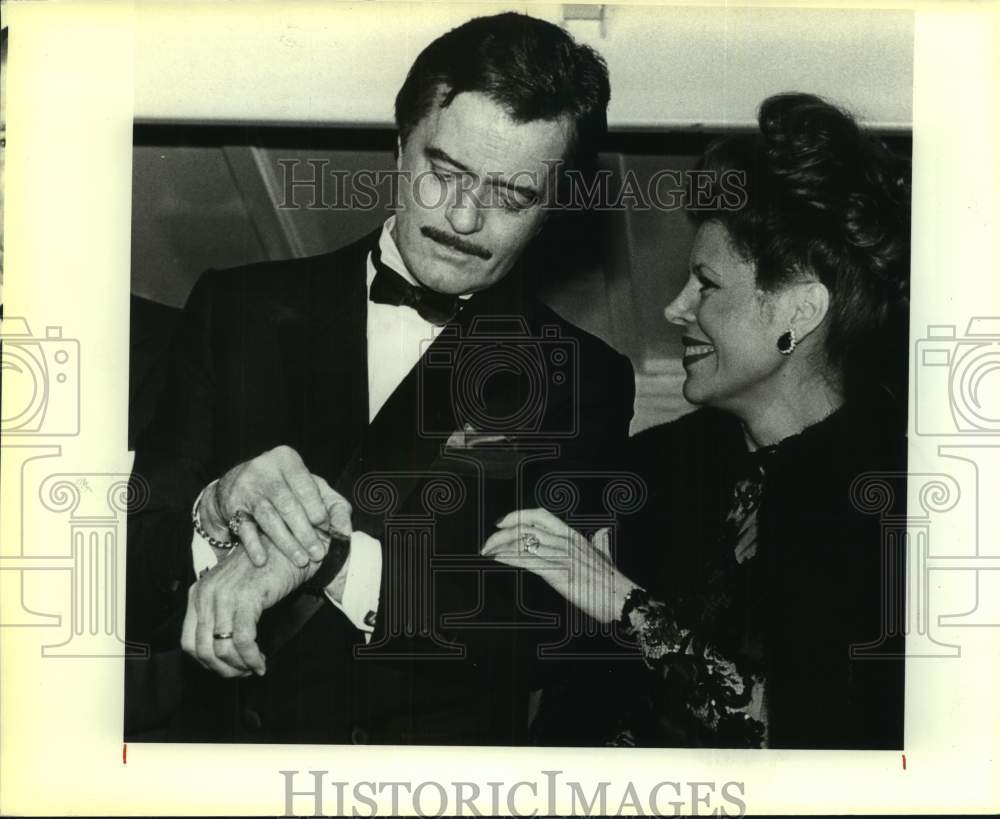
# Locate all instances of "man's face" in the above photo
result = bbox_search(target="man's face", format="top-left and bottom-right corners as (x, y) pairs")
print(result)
(392, 91), (572, 296)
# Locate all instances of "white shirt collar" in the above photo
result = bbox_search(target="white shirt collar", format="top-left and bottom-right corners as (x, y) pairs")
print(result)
(368, 215), (474, 300)
(368, 214), (418, 288)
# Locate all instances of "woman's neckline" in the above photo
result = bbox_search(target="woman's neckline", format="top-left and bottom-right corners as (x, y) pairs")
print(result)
(741, 401), (845, 452)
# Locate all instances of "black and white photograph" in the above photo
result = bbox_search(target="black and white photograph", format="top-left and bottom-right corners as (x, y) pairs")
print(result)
(1, 1), (997, 816)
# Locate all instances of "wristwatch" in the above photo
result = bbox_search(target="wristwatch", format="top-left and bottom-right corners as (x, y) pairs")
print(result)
(301, 530), (352, 596)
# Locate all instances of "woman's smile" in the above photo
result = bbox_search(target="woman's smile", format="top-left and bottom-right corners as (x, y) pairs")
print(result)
(681, 335), (716, 367)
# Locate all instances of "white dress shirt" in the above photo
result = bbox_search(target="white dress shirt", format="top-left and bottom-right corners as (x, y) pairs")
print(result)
(192, 216), (457, 636)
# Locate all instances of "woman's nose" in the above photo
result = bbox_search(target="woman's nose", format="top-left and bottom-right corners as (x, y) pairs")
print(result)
(663, 277), (699, 326)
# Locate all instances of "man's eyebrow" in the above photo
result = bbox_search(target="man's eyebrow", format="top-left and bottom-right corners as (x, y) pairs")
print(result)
(425, 146), (473, 174)
(426, 145), (540, 200)
(491, 175), (540, 201)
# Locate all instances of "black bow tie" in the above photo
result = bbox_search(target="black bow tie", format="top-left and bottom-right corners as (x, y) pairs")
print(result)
(369, 245), (462, 326)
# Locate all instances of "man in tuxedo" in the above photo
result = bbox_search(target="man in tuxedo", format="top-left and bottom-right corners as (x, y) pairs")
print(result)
(126, 11), (634, 744)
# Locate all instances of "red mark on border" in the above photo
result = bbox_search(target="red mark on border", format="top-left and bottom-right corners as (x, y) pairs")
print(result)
(901, 753), (906, 770)
(123, 743), (127, 765)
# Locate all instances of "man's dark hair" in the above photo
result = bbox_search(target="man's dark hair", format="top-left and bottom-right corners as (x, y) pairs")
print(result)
(394, 12), (610, 166)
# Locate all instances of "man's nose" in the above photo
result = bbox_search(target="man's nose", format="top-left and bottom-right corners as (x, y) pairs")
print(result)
(663, 277), (700, 326)
(445, 186), (484, 235)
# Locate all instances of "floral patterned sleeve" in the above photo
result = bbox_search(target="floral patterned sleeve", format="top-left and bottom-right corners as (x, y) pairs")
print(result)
(613, 589), (768, 748)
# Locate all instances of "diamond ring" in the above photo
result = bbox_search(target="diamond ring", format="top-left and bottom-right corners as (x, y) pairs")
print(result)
(228, 509), (251, 537)
(521, 533), (541, 555)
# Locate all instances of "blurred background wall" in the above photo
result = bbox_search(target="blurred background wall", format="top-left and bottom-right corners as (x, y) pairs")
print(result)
(129, 2), (913, 443)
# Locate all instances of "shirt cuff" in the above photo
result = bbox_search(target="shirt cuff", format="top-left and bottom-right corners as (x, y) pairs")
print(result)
(326, 531), (382, 638)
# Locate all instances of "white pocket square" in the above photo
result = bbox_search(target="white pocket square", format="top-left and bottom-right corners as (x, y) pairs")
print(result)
(445, 423), (512, 449)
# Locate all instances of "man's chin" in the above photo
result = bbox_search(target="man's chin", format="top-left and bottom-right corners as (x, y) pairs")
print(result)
(411, 259), (484, 296)
(413, 270), (471, 296)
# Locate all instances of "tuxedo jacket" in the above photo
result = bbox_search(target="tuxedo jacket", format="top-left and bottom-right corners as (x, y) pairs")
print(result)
(126, 228), (635, 745)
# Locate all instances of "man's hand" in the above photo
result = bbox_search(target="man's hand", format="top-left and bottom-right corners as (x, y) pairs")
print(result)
(183, 483), (353, 677)
(181, 540), (307, 677)
(199, 445), (348, 568)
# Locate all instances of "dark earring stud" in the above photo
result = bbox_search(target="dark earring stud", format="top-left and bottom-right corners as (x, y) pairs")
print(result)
(777, 328), (797, 355)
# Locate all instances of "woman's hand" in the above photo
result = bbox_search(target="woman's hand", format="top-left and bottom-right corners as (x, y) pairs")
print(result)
(481, 507), (639, 625)
(199, 445), (351, 569)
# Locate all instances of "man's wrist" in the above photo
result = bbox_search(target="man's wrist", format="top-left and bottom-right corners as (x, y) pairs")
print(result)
(325, 551), (351, 604)
(322, 531), (380, 636)
(301, 533), (352, 596)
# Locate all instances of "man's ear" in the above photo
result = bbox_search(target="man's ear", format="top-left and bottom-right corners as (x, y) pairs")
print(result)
(531, 174), (561, 238)
(787, 280), (831, 342)
(396, 135), (404, 172)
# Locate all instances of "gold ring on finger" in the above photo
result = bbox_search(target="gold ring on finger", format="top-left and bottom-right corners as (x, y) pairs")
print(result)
(521, 533), (541, 555)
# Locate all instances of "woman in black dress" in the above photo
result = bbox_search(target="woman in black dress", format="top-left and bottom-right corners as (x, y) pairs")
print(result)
(484, 93), (910, 749)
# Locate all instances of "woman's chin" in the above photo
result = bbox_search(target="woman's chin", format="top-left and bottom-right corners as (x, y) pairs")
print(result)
(681, 378), (709, 407)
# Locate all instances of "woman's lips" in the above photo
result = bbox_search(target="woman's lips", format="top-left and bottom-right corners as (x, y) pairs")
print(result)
(681, 335), (716, 366)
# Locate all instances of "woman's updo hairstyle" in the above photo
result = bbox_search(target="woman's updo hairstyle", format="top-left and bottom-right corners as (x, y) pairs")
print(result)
(689, 93), (910, 398)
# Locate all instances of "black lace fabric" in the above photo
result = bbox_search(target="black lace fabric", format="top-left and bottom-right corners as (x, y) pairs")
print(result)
(611, 448), (775, 749)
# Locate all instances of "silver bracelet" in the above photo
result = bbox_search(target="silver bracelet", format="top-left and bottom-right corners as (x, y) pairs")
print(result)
(191, 480), (239, 551)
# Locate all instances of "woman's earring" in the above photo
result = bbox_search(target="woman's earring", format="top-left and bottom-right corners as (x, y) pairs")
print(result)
(777, 327), (797, 355)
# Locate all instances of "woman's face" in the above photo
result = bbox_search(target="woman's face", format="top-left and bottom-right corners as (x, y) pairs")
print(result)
(664, 221), (785, 414)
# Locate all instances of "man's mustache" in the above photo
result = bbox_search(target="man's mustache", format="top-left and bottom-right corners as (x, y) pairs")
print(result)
(420, 226), (492, 261)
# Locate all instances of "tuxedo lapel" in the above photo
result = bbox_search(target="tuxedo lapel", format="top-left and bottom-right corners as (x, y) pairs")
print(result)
(262, 258), (537, 654)
(335, 308), (460, 536)
(259, 234), (373, 657)
(277, 233), (372, 483)
(336, 271), (543, 536)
